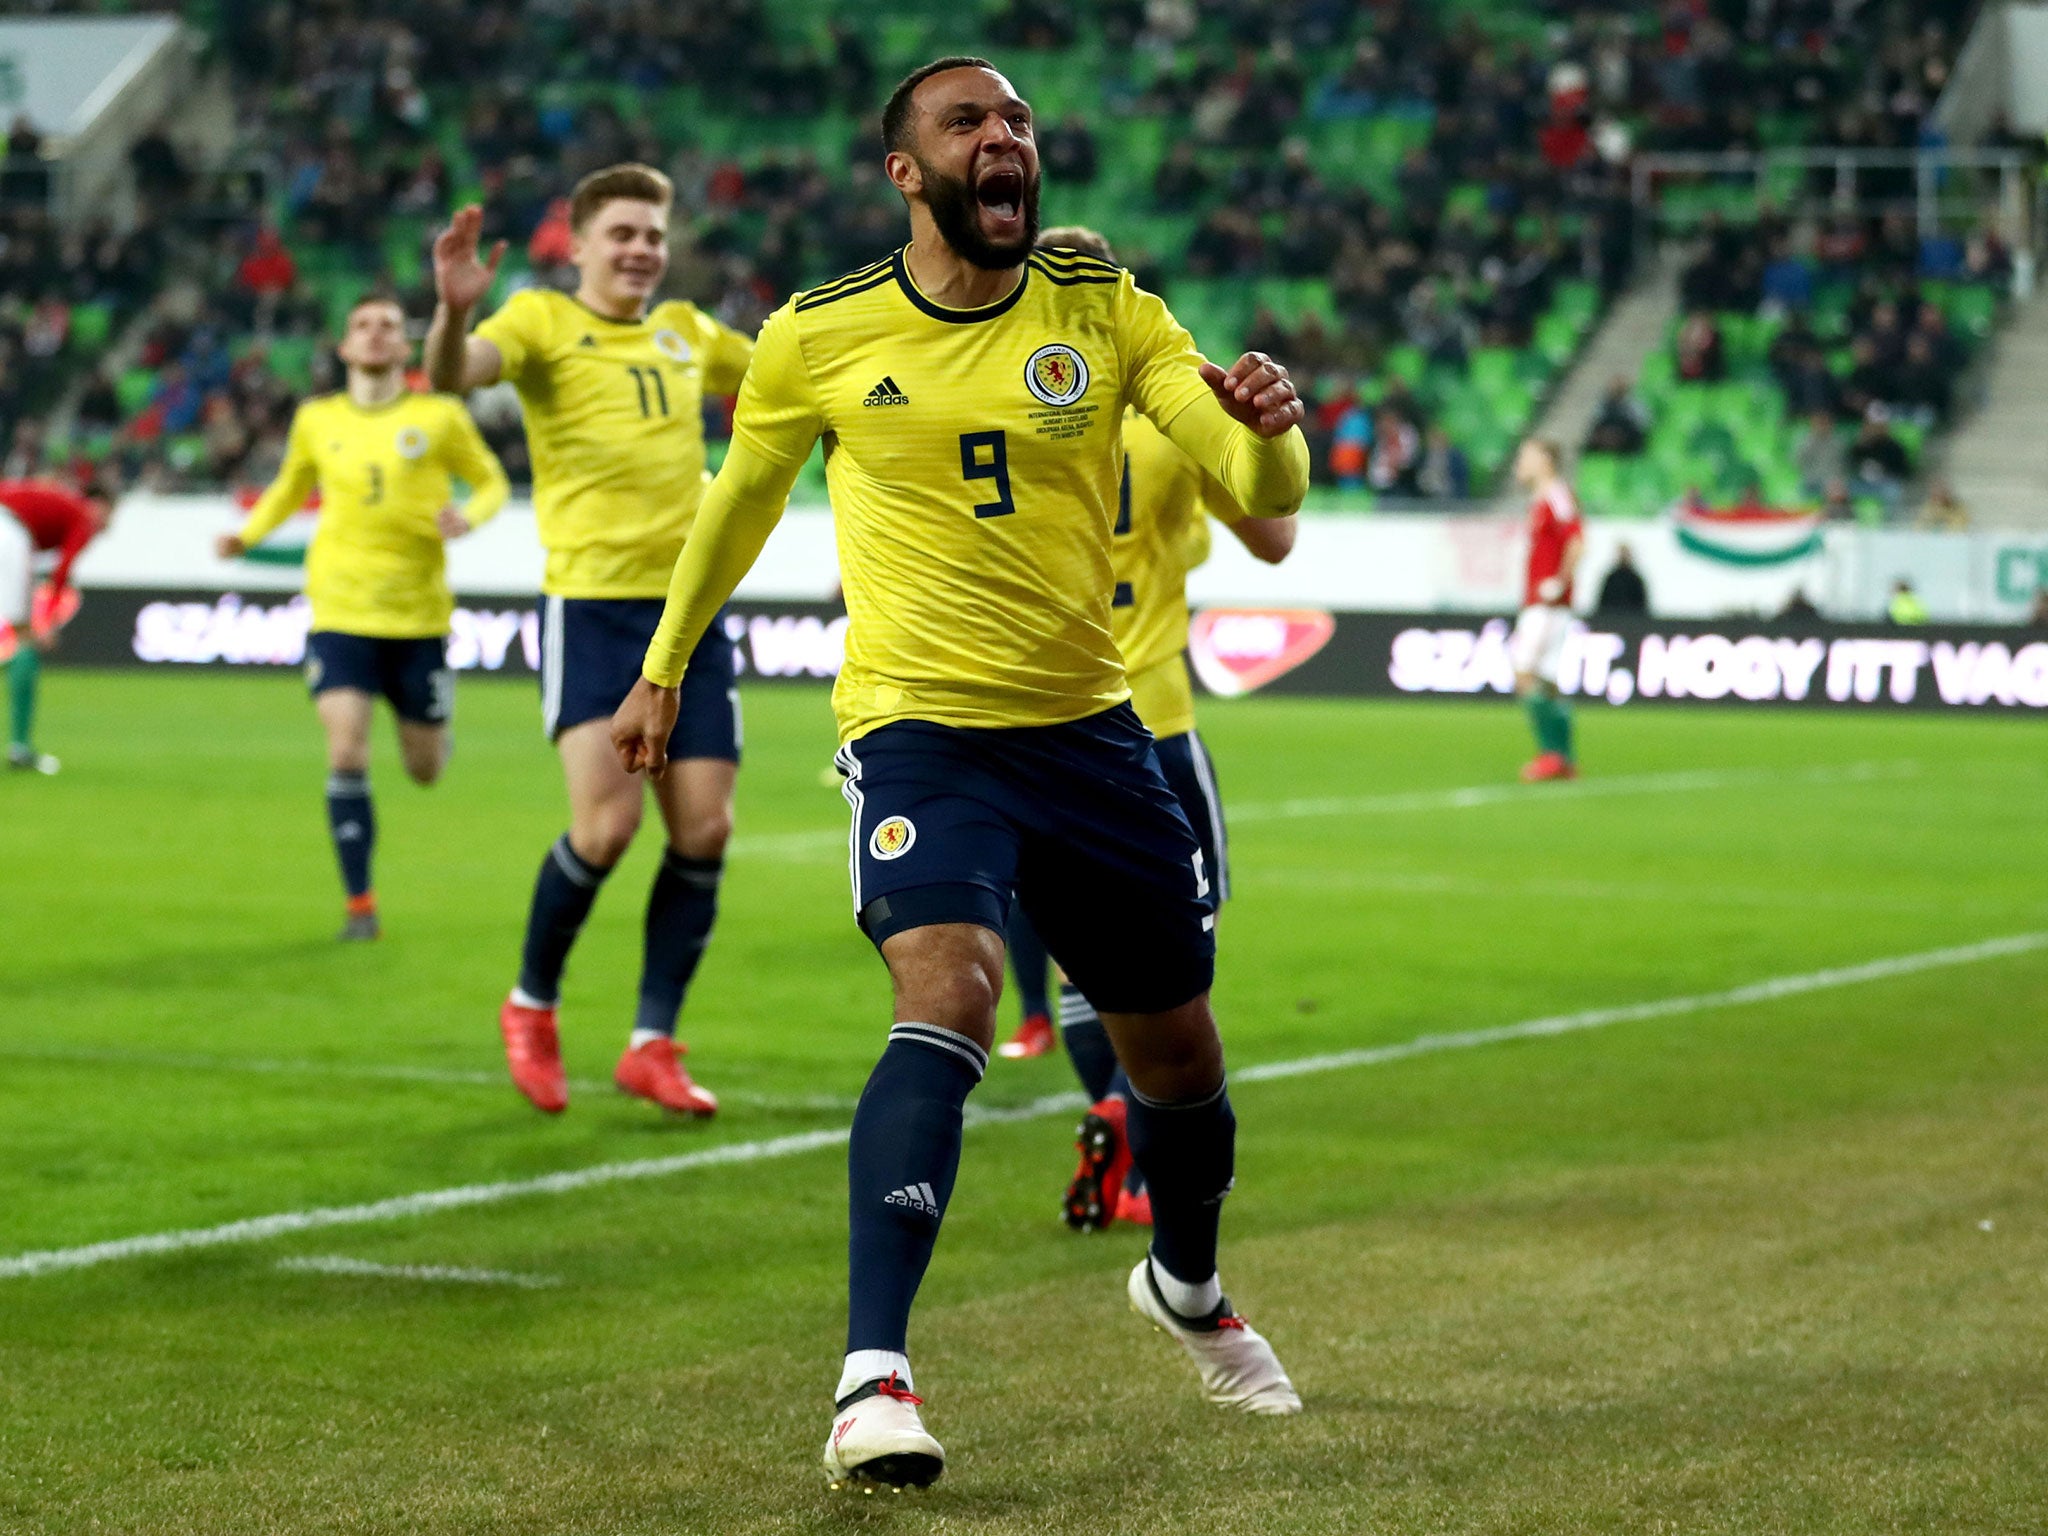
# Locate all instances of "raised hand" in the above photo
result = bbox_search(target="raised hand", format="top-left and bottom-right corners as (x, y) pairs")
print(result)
(1199, 352), (1305, 438)
(432, 205), (506, 314)
(214, 533), (246, 560)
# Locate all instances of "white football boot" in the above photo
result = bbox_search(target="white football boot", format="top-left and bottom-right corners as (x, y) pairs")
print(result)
(822, 1374), (944, 1492)
(1128, 1258), (1302, 1415)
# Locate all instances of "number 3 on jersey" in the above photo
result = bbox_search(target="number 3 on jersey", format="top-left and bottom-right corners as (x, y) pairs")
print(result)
(960, 430), (1014, 519)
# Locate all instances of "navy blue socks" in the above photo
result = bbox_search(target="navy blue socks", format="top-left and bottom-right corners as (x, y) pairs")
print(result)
(1006, 906), (1052, 1021)
(1126, 1080), (1235, 1290)
(635, 851), (722, 1037)
(516, 834), (612, 1005)
(1059, 982), (1118, 1102)
(845, 1024), (986, 1359)
(325, 770), (375, 899)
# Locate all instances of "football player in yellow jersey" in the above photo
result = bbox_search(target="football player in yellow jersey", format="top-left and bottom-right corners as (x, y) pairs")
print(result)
(1016, 228), (1298, 1236)
(611, 59), (1308, 1487)
(425, 164), (754, 1119)
(214, 295), (509, 941)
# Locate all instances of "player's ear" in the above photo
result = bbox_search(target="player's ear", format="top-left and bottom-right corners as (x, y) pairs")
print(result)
(885, 150), (922, 198)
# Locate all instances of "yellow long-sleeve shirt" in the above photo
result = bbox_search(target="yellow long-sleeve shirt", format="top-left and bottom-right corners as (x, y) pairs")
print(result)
(238, 391), (509, 638)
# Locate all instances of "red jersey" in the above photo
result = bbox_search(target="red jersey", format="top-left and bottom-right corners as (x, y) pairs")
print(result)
(0, 480), (101, 598)
(1525, 478), (1582, 607)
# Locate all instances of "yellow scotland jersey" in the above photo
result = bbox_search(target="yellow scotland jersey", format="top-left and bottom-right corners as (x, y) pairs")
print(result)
(1115, 410), (1246, 740)
(476, 287), (752, 598)
(728, 247), (1222, 742)
(239, 391), (509, 638)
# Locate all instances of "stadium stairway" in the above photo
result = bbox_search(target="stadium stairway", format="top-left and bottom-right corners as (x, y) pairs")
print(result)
(1937, 289), (2048, 529)
(1496, 251), (1680, 513)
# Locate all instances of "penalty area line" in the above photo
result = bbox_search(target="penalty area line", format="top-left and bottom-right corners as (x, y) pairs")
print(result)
(3, 929), (2039, 1282)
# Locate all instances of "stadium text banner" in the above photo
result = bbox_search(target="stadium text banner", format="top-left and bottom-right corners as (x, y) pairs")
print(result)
(51, 590), (2048, 712)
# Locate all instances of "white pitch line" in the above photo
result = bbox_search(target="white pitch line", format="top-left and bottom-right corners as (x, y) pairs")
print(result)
(3, 928), (2039, 1282)
(276, 1255), (561, 1289)
(727, 761), (1923, 862)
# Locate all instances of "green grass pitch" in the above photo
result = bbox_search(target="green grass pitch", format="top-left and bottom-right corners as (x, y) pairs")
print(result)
(3, 670), (2046, 1534)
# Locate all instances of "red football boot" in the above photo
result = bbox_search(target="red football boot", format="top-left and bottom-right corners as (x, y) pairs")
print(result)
(615, 1036), (719, 1117)
(1114, 1184), (1154, 1226)
(499, 996), (568, 1113)
(1064, 1096), (1133, 1231)
(997, 1011), (1056, 1059)
(1520, 751), (1577, 783)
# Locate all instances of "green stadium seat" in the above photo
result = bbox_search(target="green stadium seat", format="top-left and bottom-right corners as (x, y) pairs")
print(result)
(116, 366), (157, 417)
(1381, 344), (1425, 386)
(1576, 452), (1624, 515)
(1533, 311), (1578, 368)
(1944, 284), (1997, 340)
(1552, 279), (1599, 330)
(69, 302), (113, 354)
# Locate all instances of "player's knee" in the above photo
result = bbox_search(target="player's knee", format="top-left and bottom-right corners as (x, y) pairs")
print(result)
(327, 744), (370, 775)
(576, 803), (643, 866)
(672, 803), (733, 860)
(405, 753), (444, 787)
(1117, 997), (1224, 1100)
(894, 955), (1002, 1039)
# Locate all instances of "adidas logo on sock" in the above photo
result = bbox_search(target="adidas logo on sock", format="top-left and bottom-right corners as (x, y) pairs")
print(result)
(884, 1181), (940, 1215)
(863, 376), (909, 406)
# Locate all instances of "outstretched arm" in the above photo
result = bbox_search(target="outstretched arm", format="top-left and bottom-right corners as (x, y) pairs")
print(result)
(425, 205), (507, 394)
(612, 440), (805, 776)
(216, 415), (316, 558)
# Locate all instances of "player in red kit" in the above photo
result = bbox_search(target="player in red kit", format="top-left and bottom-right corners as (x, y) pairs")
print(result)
(1509, 438), (1583, 782)
(0, 475), (113, 774)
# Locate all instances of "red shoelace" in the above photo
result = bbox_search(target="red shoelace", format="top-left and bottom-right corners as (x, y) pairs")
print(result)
(876, 1372), (923, 1406)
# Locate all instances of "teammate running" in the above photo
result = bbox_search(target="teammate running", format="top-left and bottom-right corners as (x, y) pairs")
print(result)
(1510, 437), (1584, 782)
(1, 473), (113, 775)
(425, 163), (754, 1118)
(217, 295), (509, 939)
(612, 58), (1308, 1492)
(1024, 225), (1299, 1234)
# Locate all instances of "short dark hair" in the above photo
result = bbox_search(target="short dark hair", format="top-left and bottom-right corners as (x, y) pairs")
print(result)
(882, 55), (997, 154)
(347, 292), (404, 322)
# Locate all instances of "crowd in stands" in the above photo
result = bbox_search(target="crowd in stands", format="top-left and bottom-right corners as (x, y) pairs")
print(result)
(1580, 201), (2004, 523)
(10, 0), (1986, 506)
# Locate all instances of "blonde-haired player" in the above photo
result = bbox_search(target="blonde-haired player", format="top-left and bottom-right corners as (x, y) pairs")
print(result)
(426, 164), (754, 1117)
(216, 295), (509, 939)
(1023, 226), (1297, 1233)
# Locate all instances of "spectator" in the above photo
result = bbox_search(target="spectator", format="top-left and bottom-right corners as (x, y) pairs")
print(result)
(1595, 544), (1649, 614)
(1890, 333), (1952, 424)
(1152, 142), (1210, 208)
(1794, 411), (1846, 499)
(1887, 578), (1929, 625)
(1915, 480), (1968, 531)
(1415, 424), (1470, 498)
(1366, 407), (1421, 495)
(1779, 589), (1821, 621)
(1848, 409), (1912, 511)
(2030, 588), (2048, 628)
(1040, 114), (1099, 186)
(1675, 311), (1725, 383)
(1585, 376), (1648, 455)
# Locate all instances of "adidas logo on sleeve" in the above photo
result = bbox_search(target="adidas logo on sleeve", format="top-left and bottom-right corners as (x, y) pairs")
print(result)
(884, 1181), (941, 1215)
(863, 376), (909, 406)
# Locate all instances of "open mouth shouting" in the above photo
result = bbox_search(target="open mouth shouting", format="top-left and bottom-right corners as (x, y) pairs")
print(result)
(975, 162), (1028, 236)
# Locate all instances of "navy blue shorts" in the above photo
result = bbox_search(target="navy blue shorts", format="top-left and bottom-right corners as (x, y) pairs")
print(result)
(1155, 729), (1231, 906)
(538, 597), (740, 761)
(305, 631), (452, 725)
(836, 703), (1216, 1015)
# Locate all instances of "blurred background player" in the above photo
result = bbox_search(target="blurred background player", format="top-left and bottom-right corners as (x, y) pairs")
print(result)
(611, 58), (1308, 1490)
(215, 295), (508, 940)
(0, 472), (113, 775)
(1510, 437), (1584, 782)
(996, 907), (1056, 1058)
(425, 164), (754, 1118)
(1026, 224), (1299, 1232)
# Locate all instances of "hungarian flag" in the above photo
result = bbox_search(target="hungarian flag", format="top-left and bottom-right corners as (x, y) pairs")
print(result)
(1672, 492), (1823, 567)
